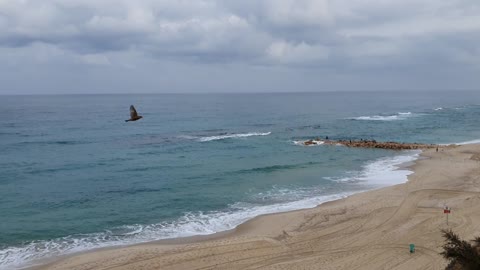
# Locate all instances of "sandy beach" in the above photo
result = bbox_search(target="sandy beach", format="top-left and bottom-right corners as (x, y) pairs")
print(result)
(33, 144), (480, 270)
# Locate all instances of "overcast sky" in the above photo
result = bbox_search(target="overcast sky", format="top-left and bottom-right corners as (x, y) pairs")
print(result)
(1, 0), (479, 94)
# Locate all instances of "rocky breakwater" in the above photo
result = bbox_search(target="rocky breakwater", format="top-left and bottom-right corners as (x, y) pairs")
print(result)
(303, 139), (441, 150)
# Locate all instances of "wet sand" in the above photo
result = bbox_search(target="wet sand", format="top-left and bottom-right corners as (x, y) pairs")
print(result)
(34, 144), (480, 270)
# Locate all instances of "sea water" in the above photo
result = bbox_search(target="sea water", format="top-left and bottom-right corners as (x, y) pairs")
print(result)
(1, 91), (480, 269)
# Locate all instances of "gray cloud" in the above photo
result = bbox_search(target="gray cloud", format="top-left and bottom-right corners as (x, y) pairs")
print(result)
(0, 0), (479, 94)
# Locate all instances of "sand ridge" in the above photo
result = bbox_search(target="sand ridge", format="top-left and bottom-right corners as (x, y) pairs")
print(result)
(34, 144), (480, 270)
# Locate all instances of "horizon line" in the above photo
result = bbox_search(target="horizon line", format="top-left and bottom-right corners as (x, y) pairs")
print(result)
(1, 89), (479, 96)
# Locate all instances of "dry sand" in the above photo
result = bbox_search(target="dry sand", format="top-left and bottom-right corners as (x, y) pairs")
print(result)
(34, 144), (480, 270)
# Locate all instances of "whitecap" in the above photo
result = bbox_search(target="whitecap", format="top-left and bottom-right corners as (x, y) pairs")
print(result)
(199, 132), (271, 142)
(350, 112), (415, 121)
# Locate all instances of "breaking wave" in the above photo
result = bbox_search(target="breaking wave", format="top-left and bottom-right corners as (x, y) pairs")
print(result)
(198, 132), (271, 142)
(350, 112), (416, 121)
(325, 151), (420, 186)
(0, 192), (350, 270)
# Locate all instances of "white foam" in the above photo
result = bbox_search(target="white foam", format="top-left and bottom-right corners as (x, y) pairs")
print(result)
(0, 150), (421, 270)
(438, 138), (480, 146)
(177, 135), (197, 140)
(350, 112), (415, 121)
(293, 140), (324, 146)
(434, 107), (443, 111)
(199, 132), (271, 142)
(455, 139), (480, 145)
(0, 192), (351, 270)
(327, 151), (420, 186)
(359, 151), (419, 185)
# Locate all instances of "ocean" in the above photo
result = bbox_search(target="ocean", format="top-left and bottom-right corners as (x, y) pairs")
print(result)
(1, 91), (480, 269)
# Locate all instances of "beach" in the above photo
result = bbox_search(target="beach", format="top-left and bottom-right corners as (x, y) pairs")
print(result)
(32, 144), (480, 270)
(2, 0), (480, 268)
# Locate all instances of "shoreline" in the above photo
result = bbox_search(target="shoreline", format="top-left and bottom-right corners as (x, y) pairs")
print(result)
(24, 191), (362, 270)
(7, 150), (419, 269)
(27, 144), (480, 269)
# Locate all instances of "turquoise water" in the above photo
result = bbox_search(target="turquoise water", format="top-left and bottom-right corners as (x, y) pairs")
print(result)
(1, 91), (480, 269)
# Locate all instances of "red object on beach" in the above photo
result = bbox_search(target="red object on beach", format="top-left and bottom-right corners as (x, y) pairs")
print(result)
(444, 207), (451, 225)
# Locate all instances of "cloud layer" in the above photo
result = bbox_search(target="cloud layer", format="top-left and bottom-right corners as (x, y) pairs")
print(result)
(0, 0), (479, 93)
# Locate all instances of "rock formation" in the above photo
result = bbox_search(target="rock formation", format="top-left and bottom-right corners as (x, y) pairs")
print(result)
(302, 139), (442, 150)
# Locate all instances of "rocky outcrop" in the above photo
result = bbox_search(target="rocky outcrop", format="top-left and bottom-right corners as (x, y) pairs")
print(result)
(302, 139), (441, 150)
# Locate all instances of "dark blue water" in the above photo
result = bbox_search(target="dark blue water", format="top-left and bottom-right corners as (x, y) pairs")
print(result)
(1, 91), (480, 269)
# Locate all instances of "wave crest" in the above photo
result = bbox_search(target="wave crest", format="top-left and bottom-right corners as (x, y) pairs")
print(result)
(199, 132), (271, 142)
(350, 112), (415, 121)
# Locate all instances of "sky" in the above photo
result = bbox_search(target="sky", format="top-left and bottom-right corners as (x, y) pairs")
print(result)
(0, 0), (479, 94)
